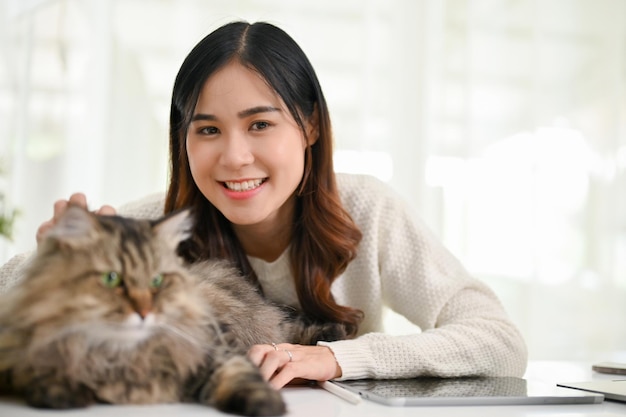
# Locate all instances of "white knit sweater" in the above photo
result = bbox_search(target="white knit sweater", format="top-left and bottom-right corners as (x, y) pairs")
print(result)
(0, 173), (527, 379)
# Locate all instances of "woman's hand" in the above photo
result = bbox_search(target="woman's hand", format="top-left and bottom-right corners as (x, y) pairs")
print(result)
(36, 192), (116, 244)
(247, 343), (342, 389)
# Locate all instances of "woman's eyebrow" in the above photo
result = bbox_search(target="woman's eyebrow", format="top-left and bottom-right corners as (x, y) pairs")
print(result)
(191, 113), (216, 122)
(237, 106), (281, 118)
(191, 106), (281, 122)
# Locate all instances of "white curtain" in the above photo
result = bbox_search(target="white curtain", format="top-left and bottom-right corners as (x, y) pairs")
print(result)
(419, 0), (626, 362)
(1, 0), (624, 362)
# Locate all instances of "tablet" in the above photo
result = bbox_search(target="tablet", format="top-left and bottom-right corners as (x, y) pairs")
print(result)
(557, 380), (626, 402)
(330, 376), (604, 406)
(592, 362), (626, 376)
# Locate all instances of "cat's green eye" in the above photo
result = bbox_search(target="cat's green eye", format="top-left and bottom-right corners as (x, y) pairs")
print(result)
(150, 273), (164, 288)
(100, 271), (122, 288)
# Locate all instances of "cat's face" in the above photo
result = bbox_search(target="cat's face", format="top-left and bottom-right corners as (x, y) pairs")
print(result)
(12, 207), (209, 349)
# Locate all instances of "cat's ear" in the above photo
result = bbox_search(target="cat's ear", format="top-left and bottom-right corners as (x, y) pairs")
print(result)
(152, 209), (193, 250)
(44, 205), (101, 249)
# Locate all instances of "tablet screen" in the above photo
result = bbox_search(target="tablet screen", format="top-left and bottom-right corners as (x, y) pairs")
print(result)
(330, 376), (604, 406)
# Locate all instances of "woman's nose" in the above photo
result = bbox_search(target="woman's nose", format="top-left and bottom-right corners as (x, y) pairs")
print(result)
(218, 132), (254, 168)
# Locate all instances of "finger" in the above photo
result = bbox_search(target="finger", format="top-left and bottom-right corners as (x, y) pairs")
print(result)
(257, 350), (286, 382)
(268, 344), (296, 369)
(36, 220), (55, 244)
(269, 360), (300, 389)
(248, 344), (296, 382)
(52, 199), (69, 221)
(68, 192), (88, 208)
(282, 349), (293, 364)
(53, 193), (88, 220)
(247, 344), (274, 367)
(95, 205), (116, 216)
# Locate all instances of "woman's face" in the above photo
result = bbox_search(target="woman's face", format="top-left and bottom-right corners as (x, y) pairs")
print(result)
(186, 61), (315, 229)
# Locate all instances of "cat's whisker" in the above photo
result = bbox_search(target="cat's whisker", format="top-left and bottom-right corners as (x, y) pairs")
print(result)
(159, 323), (206, 349)
(159, 318), (233, 359)
(205, 316), (231, 346)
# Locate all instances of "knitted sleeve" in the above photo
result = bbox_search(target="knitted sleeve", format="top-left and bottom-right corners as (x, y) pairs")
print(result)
(0, 251), (34, 295)
(319, 175), (527, 380)
(0, 193), (165, 295)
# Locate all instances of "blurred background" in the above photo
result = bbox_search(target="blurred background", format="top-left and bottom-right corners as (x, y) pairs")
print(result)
(1, 0), (625, 364)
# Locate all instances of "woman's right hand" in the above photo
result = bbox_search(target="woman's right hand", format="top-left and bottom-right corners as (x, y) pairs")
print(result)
(35, 193), (117, 244)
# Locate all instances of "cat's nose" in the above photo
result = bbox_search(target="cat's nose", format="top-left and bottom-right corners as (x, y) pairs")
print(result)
(128, 288), (153, 319)
(137, 308), (151, 319)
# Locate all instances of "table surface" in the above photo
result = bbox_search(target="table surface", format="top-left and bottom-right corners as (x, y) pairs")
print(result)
(1, 361), (624, 417)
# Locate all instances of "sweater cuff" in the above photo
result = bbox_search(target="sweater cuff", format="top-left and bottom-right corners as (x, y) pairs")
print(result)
(317, 339), (376, 380)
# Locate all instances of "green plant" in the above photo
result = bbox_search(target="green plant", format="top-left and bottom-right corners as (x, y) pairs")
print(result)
(0, 163), (18, 241)
(0, 198), (18, 240)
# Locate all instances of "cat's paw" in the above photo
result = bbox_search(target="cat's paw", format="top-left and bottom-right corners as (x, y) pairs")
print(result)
(199, 356), (286, 416)
(217, 380), (286, 416)
(24, 382), (96, 409)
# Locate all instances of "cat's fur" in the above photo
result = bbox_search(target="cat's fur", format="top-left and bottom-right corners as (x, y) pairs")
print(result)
(0, 206), (347, 416)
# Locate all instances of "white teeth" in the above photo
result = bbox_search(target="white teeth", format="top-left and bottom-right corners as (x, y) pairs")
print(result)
(224, 179), (264, 191)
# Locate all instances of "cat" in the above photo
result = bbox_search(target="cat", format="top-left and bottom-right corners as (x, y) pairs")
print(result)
(0, 205), (347, 416)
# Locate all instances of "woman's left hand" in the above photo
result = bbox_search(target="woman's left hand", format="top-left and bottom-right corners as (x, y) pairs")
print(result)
(247, 343), (342, 389)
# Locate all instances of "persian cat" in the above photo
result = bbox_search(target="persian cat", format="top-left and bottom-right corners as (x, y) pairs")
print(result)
(0, 205), (346, 416)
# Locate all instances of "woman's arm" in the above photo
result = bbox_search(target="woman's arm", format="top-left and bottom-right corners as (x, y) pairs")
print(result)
(321, 174), (527, 380)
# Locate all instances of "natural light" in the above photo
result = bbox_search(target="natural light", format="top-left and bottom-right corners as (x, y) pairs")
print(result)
(0, 0), (625, 363)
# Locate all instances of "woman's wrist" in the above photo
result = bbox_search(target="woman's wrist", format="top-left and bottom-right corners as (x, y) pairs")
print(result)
(322, 345), (342, 379)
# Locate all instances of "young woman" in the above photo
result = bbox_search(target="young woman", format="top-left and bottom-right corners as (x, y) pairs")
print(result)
(0, 21), (527, 389)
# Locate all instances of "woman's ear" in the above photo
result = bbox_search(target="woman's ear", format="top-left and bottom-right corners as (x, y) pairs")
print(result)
(305, 105), (320, 146)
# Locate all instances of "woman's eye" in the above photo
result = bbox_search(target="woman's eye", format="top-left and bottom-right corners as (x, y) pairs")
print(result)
(251, 121), (270, 131)
(198, 126), (219, 135)
(150, 274), (164, 288)
(100, 271), (122, 288)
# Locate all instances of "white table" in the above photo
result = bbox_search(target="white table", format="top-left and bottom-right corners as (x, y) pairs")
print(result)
(1, 361), (624, 416)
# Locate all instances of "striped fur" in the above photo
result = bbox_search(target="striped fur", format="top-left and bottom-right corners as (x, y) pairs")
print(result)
(0, 206), (346, 416)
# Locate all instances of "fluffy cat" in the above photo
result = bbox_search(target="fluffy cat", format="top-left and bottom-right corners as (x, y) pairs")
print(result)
(0, 205), (347, 416)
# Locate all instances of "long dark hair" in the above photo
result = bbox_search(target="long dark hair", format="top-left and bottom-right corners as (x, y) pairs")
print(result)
(165, 21), (363, 336)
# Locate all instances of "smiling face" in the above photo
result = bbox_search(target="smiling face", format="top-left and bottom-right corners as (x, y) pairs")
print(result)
(186, 60), (316, 233)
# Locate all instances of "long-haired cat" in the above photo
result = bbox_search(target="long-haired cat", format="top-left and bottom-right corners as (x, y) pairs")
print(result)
(0, 205), (347, 416)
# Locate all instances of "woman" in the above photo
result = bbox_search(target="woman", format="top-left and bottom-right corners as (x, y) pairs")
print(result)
(0, 21), (527, 389)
